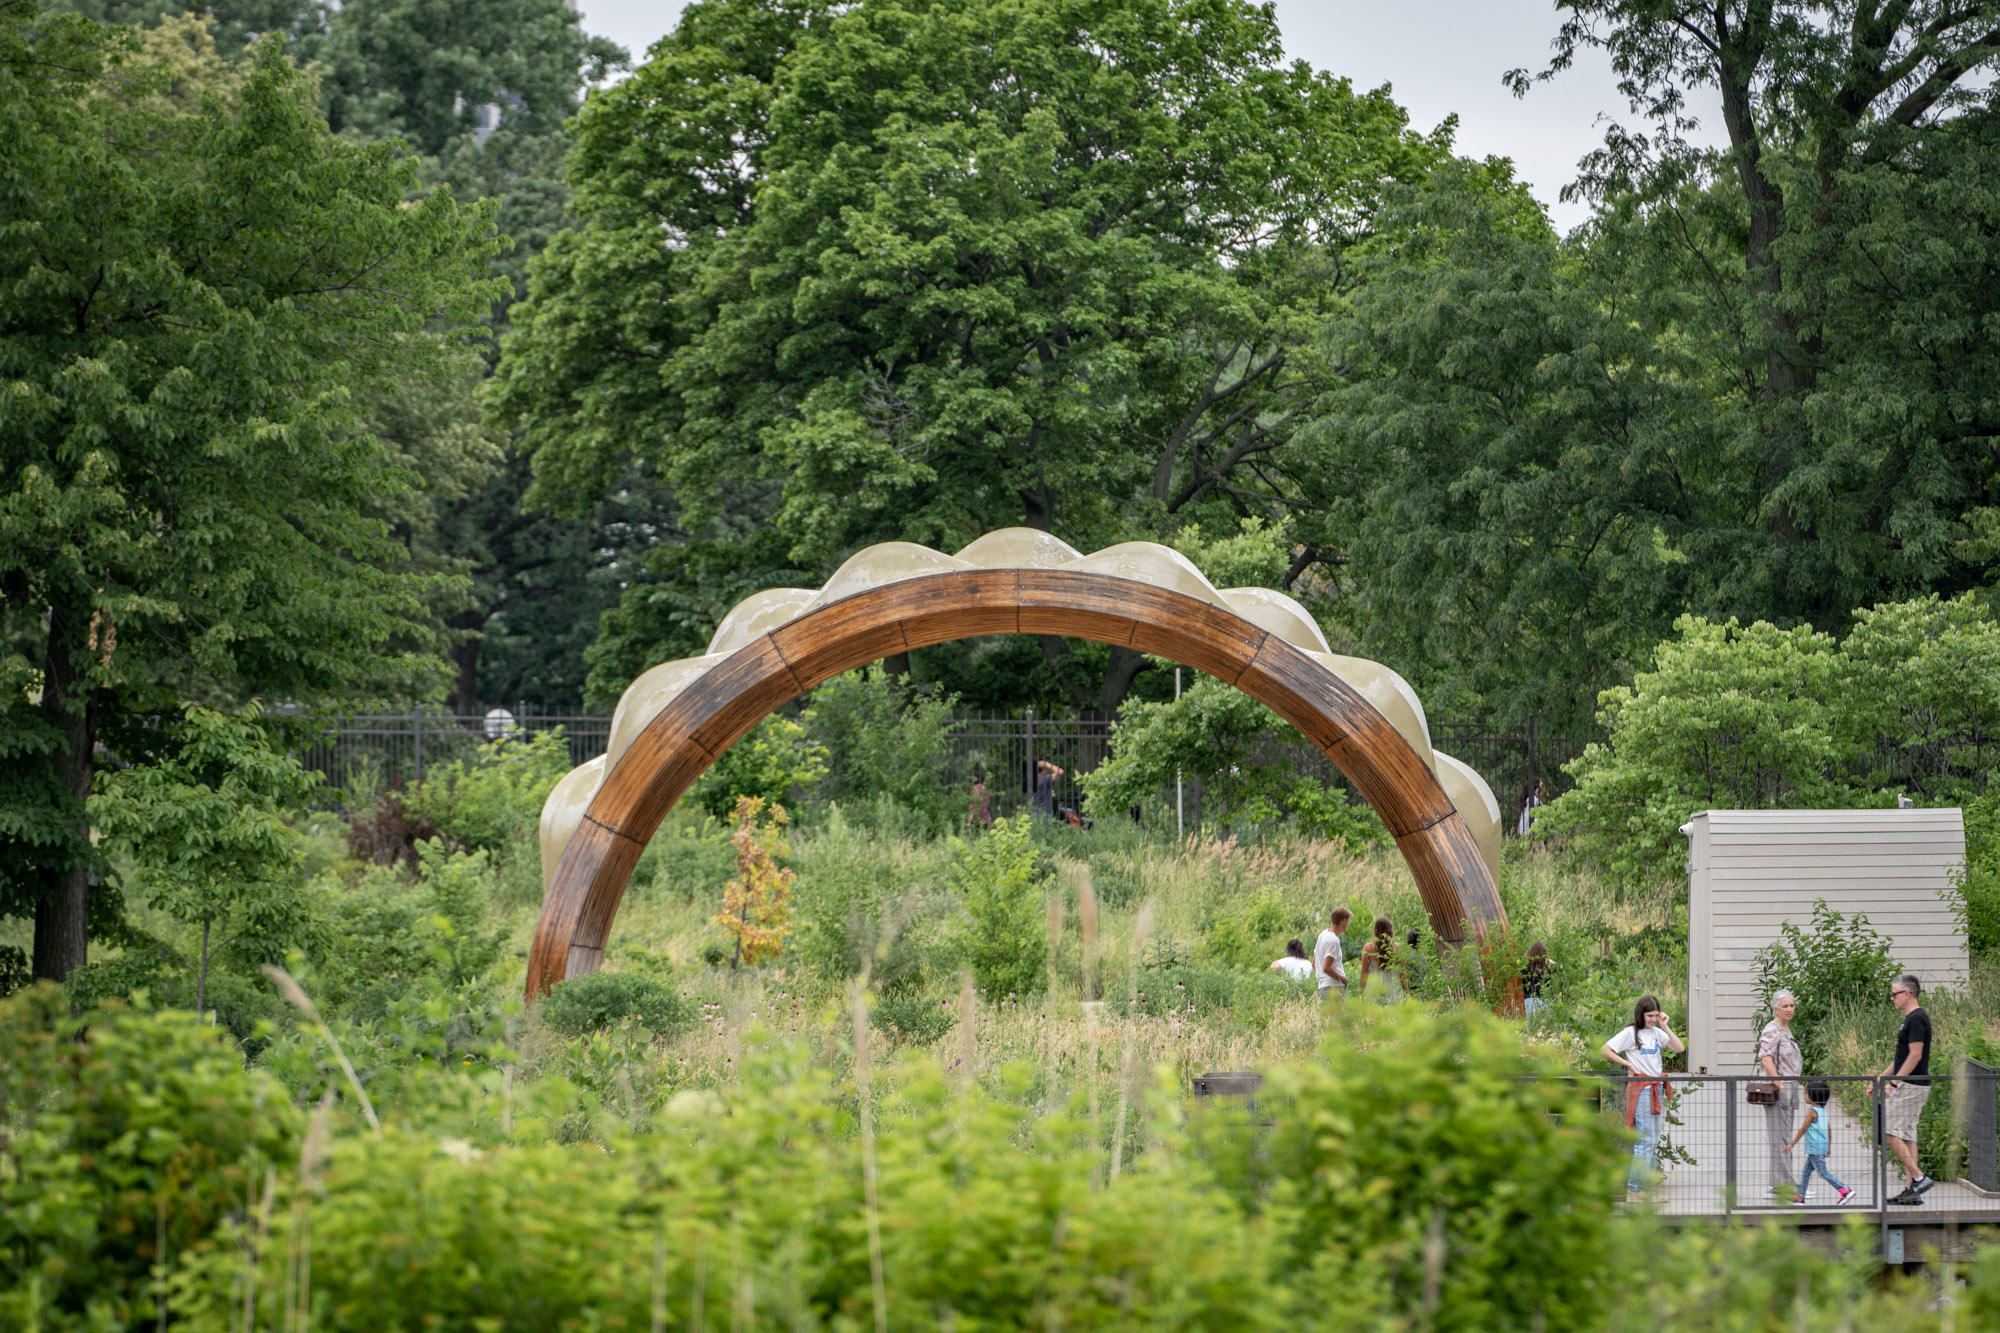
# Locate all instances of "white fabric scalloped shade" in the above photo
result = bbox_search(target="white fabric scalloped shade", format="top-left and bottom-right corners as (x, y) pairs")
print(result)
(1433, 751), (1503, 884)
(953, 527), (1085, 569)
(1307, 652), (1435, 773)
(605, 655), (725, 771)
(539, 754), (606, 888)
(1062, 541), (1229, 609)
(1218, 586), (1331, 655)
(707, 587), (817, 657)
(807, 542), (973, 610)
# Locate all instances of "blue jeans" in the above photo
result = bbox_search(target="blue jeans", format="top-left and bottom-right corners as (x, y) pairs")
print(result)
(1629, 1100), (1663, 1188)
(1799, 1153), (1847, 1195)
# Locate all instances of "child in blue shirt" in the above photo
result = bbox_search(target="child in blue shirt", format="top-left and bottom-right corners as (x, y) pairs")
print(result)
(1785, 1080), (1853, 1205)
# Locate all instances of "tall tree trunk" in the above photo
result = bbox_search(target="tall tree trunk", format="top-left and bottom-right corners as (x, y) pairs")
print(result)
(33, 593), (97, 983)
(196, 916), (211, 1014)
(445, 607), (487, 716)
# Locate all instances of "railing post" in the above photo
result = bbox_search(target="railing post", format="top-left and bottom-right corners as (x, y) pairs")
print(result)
(1024, 707), (1035, 805)
(412, 701), (423, 783)
(1877, 1078), (1889, 1258)
(1724, 1076), (1736, 1214)
(1526, 711), (1538, 798)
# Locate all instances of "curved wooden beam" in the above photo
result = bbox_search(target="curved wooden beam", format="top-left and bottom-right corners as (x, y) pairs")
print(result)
(527, 568), (1504, 998)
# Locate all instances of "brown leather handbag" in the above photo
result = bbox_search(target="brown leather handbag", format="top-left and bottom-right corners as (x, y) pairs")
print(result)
(1747, 1082), (1780, 1105)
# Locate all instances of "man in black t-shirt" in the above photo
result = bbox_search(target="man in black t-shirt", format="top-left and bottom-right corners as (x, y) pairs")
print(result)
(1882, 974), (1935, 1205)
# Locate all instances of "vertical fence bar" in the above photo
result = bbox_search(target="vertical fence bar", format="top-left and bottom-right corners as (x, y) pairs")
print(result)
(412, 701), (424, 782)
(1724, 1076), (1736, 1215)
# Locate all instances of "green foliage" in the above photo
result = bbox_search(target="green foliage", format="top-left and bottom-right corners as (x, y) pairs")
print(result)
(0, 984), (298, 1330)
(0, 2), (502, 976)
(1541, 596), (2000, 882)
(1956, 790), (2000, 957)
(787, 808), (913, 979)
(87, 706), (321, 1019)
(1084, 675), (1384, 847)
(871, 990), (956, 1046)
(303, 839), (506, 1029)
(689, 713), (827, 820)
(408, 728), (578, 853)
(539, 970), (691, 1038)
(802, 667), (959, 830)
(1754, 901), (1900, 1072)
(1197, 1003), (1629, 1329)
(945, 816), (1047, 998)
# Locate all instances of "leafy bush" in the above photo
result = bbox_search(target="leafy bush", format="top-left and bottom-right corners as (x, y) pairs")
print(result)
(406, 728), (575, 853)
(789, 808), (923, 978)
(1542, 595), (2000, 882)
(1196, 1002), (1629, 1329)
(688, 713), (826, 819)
(712, 796), (795, 968)
(539, 970), (691, 1037)
(802, 667), (959, 829)
(1956, 788), (2000, 956)
(872, 990), (956, 1045)
(946, 815), (1048, 998)
(1754, 900), (1899, 1070)
(0, 985), (298, 1330)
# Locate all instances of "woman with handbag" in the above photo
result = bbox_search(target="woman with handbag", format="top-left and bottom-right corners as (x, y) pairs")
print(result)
(1756, 990), (1803, 1201)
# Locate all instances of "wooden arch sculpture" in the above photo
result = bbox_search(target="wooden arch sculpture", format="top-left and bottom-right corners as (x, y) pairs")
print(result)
(527, 531), (1507, 1000)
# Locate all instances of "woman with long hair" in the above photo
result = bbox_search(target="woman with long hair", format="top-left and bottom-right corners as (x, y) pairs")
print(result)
(1356, 917), (1403, 1002)
(1602, 995), (1684, 1191)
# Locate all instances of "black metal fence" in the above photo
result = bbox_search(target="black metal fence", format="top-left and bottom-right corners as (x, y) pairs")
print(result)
(292, 705), (1592, 826)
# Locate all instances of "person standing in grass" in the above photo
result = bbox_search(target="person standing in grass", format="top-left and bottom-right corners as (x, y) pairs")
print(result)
(1757, 990), (1803, 1200)
(1785, 1080), (1853, 1206)
(1270, 938), (1314, 982)
(1603, 996), (1684, 1192)
(1882, 974), (1937, 1205)
(1357, 917), (1402, 1002)
(1314, 908), (1350, 1002)
(1520, 941), (1550, 1019)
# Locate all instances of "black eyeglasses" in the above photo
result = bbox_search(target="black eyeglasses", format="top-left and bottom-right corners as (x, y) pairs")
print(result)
(1890, 988), (1909, 998)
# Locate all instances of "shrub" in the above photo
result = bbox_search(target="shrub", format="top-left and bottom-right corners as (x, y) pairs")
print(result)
(802, 667), (960, 829)
(945, 815), (1048, 998)
(0, 985), (298, 1329)
(1754, 899), (1899, 1070)
(539, 970), (691, 1037)
(406, 728), (575, 853)
(872, 990), (956, 1045)
(688, 713), (827, 819)
(1955, 788), (2000, 956)
(1199, 1002), (1629, 1329)
(713, 796), (795, 968)
(789, 808), (932, 979)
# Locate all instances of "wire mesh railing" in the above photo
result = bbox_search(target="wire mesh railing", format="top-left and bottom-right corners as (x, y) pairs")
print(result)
(289, 705), (1596, 826)
(1566, 1071), (1999, 1230)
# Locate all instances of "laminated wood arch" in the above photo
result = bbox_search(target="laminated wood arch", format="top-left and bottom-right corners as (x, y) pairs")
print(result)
(527, 557), (1507, 1000)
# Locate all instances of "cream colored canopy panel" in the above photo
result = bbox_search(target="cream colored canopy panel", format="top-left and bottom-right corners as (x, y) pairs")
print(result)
(1433, 752), (1503, 883)
(537, 533), (1494, 890)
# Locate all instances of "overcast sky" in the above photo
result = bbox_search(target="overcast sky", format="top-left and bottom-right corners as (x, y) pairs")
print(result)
(575, 0), (1723, 233)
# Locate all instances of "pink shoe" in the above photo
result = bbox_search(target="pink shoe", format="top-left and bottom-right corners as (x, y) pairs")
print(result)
(1836, 1186), (1853, 1204)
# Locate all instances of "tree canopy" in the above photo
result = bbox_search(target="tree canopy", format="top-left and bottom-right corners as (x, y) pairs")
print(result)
(0, 3), (501, 978)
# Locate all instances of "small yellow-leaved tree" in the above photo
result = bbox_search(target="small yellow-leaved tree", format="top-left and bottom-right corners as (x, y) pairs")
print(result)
(714, 795), (794, 969)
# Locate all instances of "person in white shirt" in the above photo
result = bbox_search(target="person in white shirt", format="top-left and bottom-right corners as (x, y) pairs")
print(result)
(1270, 938), (1314, 982)
(1601, 996), (1685, 1192)
(1313, 908), (1351, 1002)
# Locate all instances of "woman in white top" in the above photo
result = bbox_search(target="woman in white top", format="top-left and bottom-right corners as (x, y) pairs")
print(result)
(1602, 995), (1685, 1192)
(1270, 938), (1314, 982)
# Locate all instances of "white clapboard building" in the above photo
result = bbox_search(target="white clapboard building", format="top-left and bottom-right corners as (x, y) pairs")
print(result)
(1684, 808), (1968, 1076)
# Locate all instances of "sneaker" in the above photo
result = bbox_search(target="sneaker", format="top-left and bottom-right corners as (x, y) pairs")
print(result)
(1890, 1188), (1926, 1206)
(1790, 1195), (1810, 1207)
(1626, 1182), (1646, 1194)
(1836, 1186), (1853, 1204)
(1912, 1175), (1936, 1196)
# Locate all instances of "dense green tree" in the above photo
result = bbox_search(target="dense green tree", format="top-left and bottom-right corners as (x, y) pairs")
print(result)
(0, 5), (500, 979)
(497, 0), (1462, 711)
(89, 706), (319, 1015)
